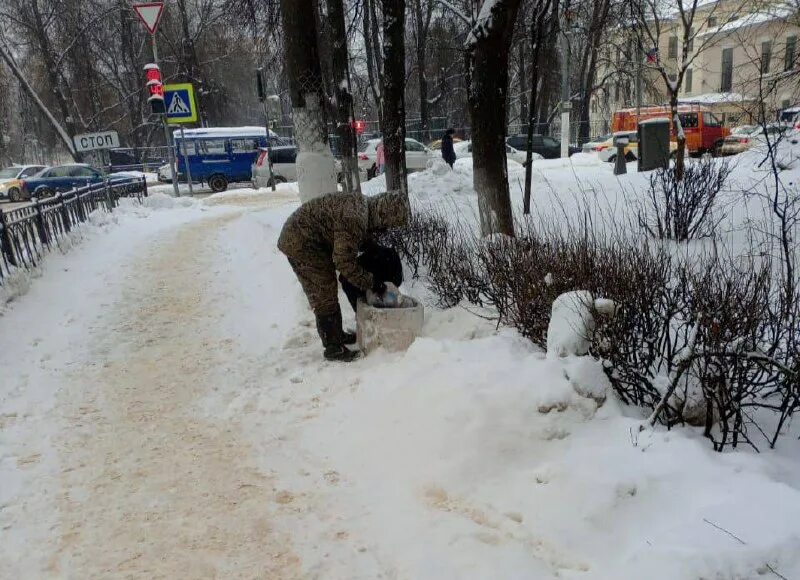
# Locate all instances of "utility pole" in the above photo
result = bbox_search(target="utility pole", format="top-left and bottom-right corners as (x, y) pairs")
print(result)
(152, 39), (180, 198)
(133, 2), (179, 197)
(560, 15), (571, 158)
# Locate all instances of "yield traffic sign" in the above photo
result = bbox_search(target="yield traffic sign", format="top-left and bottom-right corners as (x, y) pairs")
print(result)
(164, 84), (198, 124)
(132, 2), (165, 35)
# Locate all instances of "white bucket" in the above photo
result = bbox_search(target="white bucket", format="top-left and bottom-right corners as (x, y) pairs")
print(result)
(356, 297), (424, 355)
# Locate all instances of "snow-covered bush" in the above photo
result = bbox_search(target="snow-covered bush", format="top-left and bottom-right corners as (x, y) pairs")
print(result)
(385, 207), (800, 451)
(637, 157), (731, 241)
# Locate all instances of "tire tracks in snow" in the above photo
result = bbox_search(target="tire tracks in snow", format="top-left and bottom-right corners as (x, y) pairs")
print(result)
(49, 211), (302, 579)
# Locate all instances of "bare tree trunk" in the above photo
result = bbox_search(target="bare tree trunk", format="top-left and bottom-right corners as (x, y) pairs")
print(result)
(412, 0), (433, 143)
(523, 0), (555, 214)
(382, 0), (408, 196)
(327, 0), (360, 193)
(280, 0), (338, 202)
(518, 39), (528, 126)
(362, 0), (382, 110)
(468, 0), (522, 236)
(27, 0), (83, 161)
(671, 91), (686, 181)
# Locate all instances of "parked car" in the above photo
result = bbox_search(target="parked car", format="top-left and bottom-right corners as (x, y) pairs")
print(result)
(506, 134), (580, 159)
(582, 134), (612, 153)
(358, 137), (434, 180)
(718, 123), (790, 156)
(158, 163), (177, 183)
(779, 105), (800, 129)
(453, 140), (542, 165)
(251, 146), (342, 189)
(428, 137), (463, 150)
(108, 148), (166, 173)
(19, 164), (133, 198)
(0, 165), (48, 201)
(592, 131), (678, 163)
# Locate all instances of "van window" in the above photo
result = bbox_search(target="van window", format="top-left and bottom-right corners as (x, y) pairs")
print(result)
(178, 141), (196, 156)
(702, 112), (721, 128)
(196, 139), (227, 155)
(679, 113), (699, 129)
(231, 138), (260, 153)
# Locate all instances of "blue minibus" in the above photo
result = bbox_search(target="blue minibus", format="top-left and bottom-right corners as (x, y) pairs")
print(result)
(174, 127), (283, 192)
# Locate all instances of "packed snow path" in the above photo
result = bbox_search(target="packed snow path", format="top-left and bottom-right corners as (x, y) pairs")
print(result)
(3, 188), (800, 579)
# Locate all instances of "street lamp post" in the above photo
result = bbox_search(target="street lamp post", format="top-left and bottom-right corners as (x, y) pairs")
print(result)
(263, 94), (280, 192)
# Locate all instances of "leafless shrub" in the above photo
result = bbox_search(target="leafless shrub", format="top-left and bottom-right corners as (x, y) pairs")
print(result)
(638, 158), (731, 241)
(385, 205), (800, 451)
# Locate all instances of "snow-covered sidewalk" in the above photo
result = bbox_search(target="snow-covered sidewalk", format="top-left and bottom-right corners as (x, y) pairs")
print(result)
(2, 189), (800, 579)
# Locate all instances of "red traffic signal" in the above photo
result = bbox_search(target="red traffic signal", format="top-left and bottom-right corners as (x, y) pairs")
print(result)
(352, 120), (366, 135)
(144, 63), (165, 114)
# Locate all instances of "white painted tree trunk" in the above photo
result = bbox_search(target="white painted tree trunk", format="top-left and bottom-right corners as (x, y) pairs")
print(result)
(293, 96), (338, 203)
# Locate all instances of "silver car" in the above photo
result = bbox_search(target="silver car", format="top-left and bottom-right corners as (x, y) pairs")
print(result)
(357, 137), (434, 180)
(252, 146), (342, 188)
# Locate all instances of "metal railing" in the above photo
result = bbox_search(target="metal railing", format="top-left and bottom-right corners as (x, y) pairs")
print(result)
(0, 177), (148, 287)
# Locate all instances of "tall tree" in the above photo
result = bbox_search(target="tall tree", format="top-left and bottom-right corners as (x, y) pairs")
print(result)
(280, 0), (339, 202)
(467, 0), (523, 236)
(411, 0), (434, 142)
(522, 0), (557, 214)
(382, 0), (408, 195)
(327, 0), (360, 193)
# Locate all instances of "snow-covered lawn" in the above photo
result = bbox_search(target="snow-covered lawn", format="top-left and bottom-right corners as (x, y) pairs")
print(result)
(2, 149), (800, 578)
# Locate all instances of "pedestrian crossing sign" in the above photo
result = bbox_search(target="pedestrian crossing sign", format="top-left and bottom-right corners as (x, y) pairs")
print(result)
(164, 83), (198, 124)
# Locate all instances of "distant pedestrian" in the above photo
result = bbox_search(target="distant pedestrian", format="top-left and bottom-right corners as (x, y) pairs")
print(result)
(441, 128), (456, 168)
(376, 140), (385, 175)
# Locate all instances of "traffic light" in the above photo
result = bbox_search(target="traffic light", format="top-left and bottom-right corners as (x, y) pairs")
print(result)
(144, 63), (165, 115)
(352, 120), (366, 135)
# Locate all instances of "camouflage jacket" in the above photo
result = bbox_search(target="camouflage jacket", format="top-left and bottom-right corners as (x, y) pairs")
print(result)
(278, 191), (408, 291)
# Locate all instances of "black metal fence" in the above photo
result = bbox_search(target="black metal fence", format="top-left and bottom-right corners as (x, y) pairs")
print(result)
(0, 178), (148, 287)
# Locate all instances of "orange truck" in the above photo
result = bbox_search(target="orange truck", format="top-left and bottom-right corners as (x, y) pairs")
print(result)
(611, 105), (730, 155)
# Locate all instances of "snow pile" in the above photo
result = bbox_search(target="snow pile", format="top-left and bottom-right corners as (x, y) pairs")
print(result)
(242, 299), (800, 578)
(546, 291), (616, 357)
(204, 207), (800, 579)
(141, 192), (199, 210)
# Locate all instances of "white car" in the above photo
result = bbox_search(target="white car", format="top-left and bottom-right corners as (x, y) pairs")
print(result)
(157, 163), (175, 183)
(0, 164), (48, 201)
(453, 140), (541, 165)
(251, 146), (342, 188)
(357, 137), (433, 180)
(582, 134), (612, 153)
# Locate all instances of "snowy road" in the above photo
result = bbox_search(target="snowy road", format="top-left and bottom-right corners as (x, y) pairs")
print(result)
(3, 186), (800, 579)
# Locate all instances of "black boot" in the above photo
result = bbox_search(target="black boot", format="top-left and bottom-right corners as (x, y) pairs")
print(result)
(342, 330), (357, 345)
(316, 312), (360, 362)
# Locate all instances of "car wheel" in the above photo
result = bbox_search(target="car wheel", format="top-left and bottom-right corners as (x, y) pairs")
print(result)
(208, 174), (228, 193)
(367, 165), (376, 180)
(711, 141), (724, 157)
(36, 187), (55, 198)
(624, 151), (637, 162)
(607, 154), (616, 163)
(8, 187), (23, 202)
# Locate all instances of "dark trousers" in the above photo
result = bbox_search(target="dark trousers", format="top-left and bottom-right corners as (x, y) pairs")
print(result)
(340, 242), (403, 313)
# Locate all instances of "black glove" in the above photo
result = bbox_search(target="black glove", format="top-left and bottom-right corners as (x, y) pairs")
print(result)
(372, 280), (387, 296)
